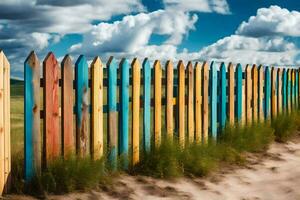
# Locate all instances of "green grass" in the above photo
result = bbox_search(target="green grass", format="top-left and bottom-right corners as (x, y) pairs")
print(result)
(9, 82), (300, 195)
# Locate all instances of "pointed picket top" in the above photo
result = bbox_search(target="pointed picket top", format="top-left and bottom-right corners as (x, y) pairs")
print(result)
(187, 61), (193, 70)
(62, 54), (72, 67)
(91, 56), (102, 68)
(154, 59), (161, 69)
(166, 60), (173, 69)
(177, 60), (185, 70)
(0, 50), (3, 69)
(132, 58), (140, 69)
(25, 51), (39, 67)
(220, 62), (226, 72)
(120, 58), (129, 69)
(0, 50), (9, 69)
(76, 55), (87, 66)
(107, 56), (116, 68)
(143, 58), (150, 67)
(236, 63), (242, 72)
(43, 52), (57, 66)
(195, 61), (201, 68)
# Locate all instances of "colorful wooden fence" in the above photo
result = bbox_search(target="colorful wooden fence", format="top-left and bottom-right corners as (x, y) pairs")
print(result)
(0, 50), (11, 196)
(24, 51), (300, 182)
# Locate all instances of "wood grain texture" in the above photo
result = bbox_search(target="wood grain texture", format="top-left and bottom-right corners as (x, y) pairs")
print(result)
(271, 67), (277, 119)
(246, 64), (252, 124)
(154, 60), (162, 147)
(228, 63), (235, 124)
(296, 69), (299, 108)
(220, 63), (226, 129)
(235, 64), (242, 122)
(277, 69), (282, 113)
(0, 51), (4, 194)
(258, 65), (264, 121)
(3, 52), (10, 193)
(282, 69), (287, 112)
(132, 58), (140, 165)
(91, 57), (103, 160)
(265, 66), (271, 119)
(166, 60), (174, 140)
(210, 61), (217, 138)
(24, 52), (41, 182)
(287, 69), (291, 113)
(194, 62), (202, 143)
(43, 52), (60, 167)
(119, 58), (129, 167)
(178, 61), (185, 146)
(107, 56), (118, 169)
(142, 59), (151, 153)
(202, 62), (209, 143)
(187, 62), (194, 143)
(252, 65), (258, 122)
(75, 55), (89, 157)
(62, 55), (74, 157)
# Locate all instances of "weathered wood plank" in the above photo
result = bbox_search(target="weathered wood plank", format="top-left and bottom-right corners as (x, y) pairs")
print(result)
(132, 58), (140, 165)
(61, 55), (74, 157)
(3, 52), (10, 193)
(210, 61), (217, 138)
(24, 51), (41, 181)
(252, 65), (258, 122)
(202, 62), (209, 143)
(166, 60), (174, 140)
(246, 64), (252, 124)
(119, 58), (129, 167)
(296, 69), (299, 108)
(287, 69), (291, 113)
(265, 66), (271, 119)
(228, 63), (235, 124)
(277, 68), (283, 114)
(187, 62), (194, 143)
(143, 59), (151, 153)
(0, 51), (4, 194)
(178, 61), (185, 146)
(43, 52), (60, 167)
(107, 56), (118, 169)
(282, 69), (287, 112)
(258, 65), (264, 121)
(220, 63), (226, 130)
(75, 55), (89, 157)
(154, 60), (162, 147)
(271, 67), (277, 119)
(91, 57), (103, 160)
(195, 62), (202, 143)
(235, 64), (243, 123)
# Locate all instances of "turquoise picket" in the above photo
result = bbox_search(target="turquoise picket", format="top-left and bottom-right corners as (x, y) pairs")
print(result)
(24, 52), (40, 181)
(75, 55), (89, 156)
(264, 66), (271, 119)
(210, 61), (217, 138)
(220, 62), (226, 129)
(143, 59), (151, 153)
(119, 59), (129, 168)
(296, 70), (299, 108)
(287, 69), (291, 112)
(235, 64), (242, 122)
(258, 65), (264, 121)
(282, 69), (287, 110)
(107, 57), (118, 169)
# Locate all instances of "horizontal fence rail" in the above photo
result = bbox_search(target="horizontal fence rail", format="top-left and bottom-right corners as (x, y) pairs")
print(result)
(24, 51), (300, 182)
(0, 50), (11, 196)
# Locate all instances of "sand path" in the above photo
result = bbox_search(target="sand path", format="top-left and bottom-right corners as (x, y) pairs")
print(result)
(5, 138), (300, 200)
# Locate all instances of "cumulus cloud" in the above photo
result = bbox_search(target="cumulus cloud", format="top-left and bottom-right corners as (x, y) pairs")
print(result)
(236, 5), (300, 37)
(163, 0), (230, 14)
(70, 10), (198, 56)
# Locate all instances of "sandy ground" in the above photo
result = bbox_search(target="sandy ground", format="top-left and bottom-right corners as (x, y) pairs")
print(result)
(4, 138), (300, 200)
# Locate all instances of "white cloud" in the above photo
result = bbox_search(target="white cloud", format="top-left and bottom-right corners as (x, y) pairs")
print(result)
(70, 10), (198, 55)
(236, 5), (300, 37)
(163, 0), (230, 14)
(196, 35), (299, 65)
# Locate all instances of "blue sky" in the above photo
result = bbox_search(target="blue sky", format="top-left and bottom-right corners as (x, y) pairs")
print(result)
(0, 0), (300, 78)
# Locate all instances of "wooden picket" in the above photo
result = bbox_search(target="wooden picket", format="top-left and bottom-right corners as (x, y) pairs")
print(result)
(21, 51), (300, 188)
(0, 51), (10, 195)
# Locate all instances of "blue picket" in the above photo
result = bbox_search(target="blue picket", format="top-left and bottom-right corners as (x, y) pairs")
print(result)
(119, 59), (129, 168)
(264, 66), (271, 119)
(143, 59), (151, 153)
(235, 64), (242, 122)
(107, 57), (118, 169)
(282, 69), (287, 110)
(24, 52), (40, 181)
(220, 62), (226, 129)
(75, 55), (89, 157)
(210, 61), (217, 138)
(287, 69), (291, 112)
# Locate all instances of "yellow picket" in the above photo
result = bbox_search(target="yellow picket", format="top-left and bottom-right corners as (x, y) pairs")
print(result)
(252, 65), (258, 122)
(195, 62), (202, 143)
(178, 61), (185, 146)
(228, 63), (235, 124)
(246, 64), (252, 124)
(154, 60), (162, 147)
(202, 62), (209, 143)
(166, 61), (174, 140)
(187, 62), (194, 143)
